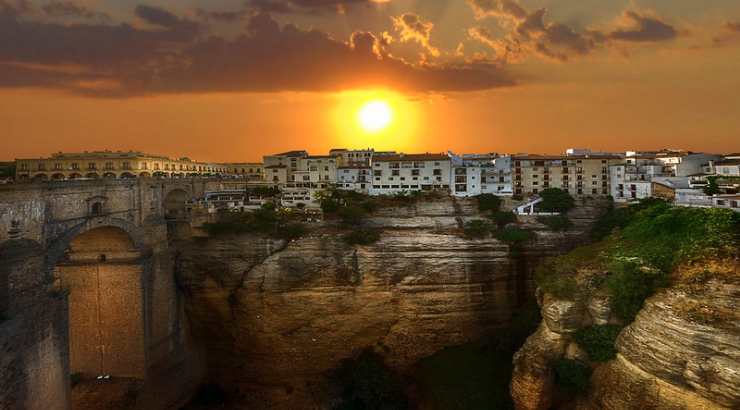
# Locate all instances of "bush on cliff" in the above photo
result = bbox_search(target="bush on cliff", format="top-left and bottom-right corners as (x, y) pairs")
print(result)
(492, 229), (533, 243)
(534, 265), (577, 300)
(344, 228), (381, 245)
(549, 359), (592, 395)
(476, 193), (501, 213)
(574, 324), (623, 362)
(537, 215), (572, 231)
(464, 220), (491, 238)
(539, 188), (575, 213)
(493, 211), (517, 228)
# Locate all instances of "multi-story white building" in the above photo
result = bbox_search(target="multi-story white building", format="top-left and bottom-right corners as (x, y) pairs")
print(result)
(370, 153), (451, 195)
(512, 154), (618, 197)
(611, 152), (722, 202)
(481, 156), (512, 195)
(335, 166), (372, 193)
(449, 152), (482, 197)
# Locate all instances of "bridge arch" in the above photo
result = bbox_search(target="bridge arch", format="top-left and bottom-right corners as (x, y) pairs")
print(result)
(52, 224), (147, 380)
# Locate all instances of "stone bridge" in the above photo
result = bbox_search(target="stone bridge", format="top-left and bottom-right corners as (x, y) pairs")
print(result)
(0, 178), (210, 410)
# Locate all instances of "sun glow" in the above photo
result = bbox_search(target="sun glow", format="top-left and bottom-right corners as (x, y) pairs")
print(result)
(358, 101), (392, 131)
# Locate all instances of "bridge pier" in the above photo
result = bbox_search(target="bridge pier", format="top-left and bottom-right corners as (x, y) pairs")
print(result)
(0, 179), (207, 410)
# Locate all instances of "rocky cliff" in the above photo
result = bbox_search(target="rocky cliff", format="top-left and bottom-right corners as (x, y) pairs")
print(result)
(174, 197), (608, 409)
(510, 204), (740, 410)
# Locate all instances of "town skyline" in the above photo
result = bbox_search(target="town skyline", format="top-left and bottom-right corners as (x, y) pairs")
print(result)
(2, 0), (739, 162)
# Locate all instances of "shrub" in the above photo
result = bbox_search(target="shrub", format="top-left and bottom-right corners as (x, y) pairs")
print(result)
(296, 202), (306, 209)
(603, 260), (667, 322)
(276, 223), (307, 241)
(477, 193), (501, 213)
(512, 194), (524, 201)
(574, 324), (623, 362)
(345, 228), (381, 245)
(251, 186), (281, 196)
(538, 215), (573, 231)
(534, 265), (577, 300)
(549, 359), (592, 394)
(493, 211), (517, 228)
(539, 188), (575, 213)
(464, 220), (491, 238)
(492, 229), (533, 243)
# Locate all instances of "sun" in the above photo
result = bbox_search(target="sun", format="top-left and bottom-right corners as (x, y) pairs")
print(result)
(358, 101), (392, 131)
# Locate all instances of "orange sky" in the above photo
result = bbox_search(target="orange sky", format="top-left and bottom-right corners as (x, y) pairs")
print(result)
(1, 0), (739, 162)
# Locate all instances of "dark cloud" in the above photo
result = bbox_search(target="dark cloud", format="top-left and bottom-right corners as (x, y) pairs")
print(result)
(724, 21), (740, 33)
(249, 0), (372, 15)
(392, 13), (439, 56)
(135, 4), (181, 27)
(467, 0), (680, 63)
(189, 7), (247, 23)
(0, 9), (514, 97)
(44, 1), (90, 17)
(607, 10), (677, 42)
(0, 0), (35, 19)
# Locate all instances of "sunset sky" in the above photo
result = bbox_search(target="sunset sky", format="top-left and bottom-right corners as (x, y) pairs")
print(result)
(1, 0), (739, 162)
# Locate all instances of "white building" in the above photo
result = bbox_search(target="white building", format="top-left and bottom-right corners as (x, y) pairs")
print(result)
(712, 195), (740, 212)
(449, 152), (482, 197)
(335, 166), (372, 193)
(370, 153), (451, 195)
(329, 148), (376, 167)
(481, 156), (512, 195)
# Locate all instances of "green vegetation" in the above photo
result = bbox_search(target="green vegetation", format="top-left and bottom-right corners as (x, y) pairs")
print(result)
(492, 229), (533, 243)
(549, 359), (592, 395)
(476, 193), (502, 213)
(539, 188), (575, 213)
(464, 220), (491, 238)
(537, 215), (572, 231)
(574, 324), (623, 362)
(537, 198), (740, 322)
(534, 265), (577, 300)
(333, 349), (410, 410)
(512, 194), (524, 201)
(493, 211), (517, 228)
(201, 203), (307, 241)
(414, 300), (541, 410)
(344, 228), (381, 245)
(315, 185), (379, 225)
(0, 162), (16, 179)
(251, 186), (281, 196)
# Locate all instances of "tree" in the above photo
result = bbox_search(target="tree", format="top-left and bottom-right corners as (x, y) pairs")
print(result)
(477, 193), (501, 213)
(539, 188), (575, 213)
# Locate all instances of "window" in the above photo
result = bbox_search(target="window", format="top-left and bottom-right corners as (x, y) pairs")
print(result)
(324, 166), (329, 171)
(433, 169), (442, 176)
(310, 166), (317, 171)
(412, 169), (419, 176)
(55, 163), (62, 170)
(392, 170), (399, 176)
(88, 163), (96, 170)
(602, 167), (608, 173)
(71, 163), (80, 170)
(21, 163), (29, 170)
(303, 175), (310, 181)
(106, 162), (114, 169)
(38, 163), (46, 170)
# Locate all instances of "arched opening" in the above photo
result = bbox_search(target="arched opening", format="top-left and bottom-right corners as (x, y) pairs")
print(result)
(103, 172), (116, 179)
(164, 189), (189, 214)
(91, 202), (103, 216)
(139, 172), (151, 178)
(85, 173), (99, 179)
(52, 173), (65, 180)
(34, 173), (48, 180)
(120, 172), (135, 179)
(68, 173), (82, 179)
(54, 226), (145, 381)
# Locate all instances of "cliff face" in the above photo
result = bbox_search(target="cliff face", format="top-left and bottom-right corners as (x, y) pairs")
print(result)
(174, 198), (607, 409)
(511, 259), (740, 410)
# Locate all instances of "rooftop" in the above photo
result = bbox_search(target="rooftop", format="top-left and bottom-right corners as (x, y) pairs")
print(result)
(373, 153), (450, 162)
